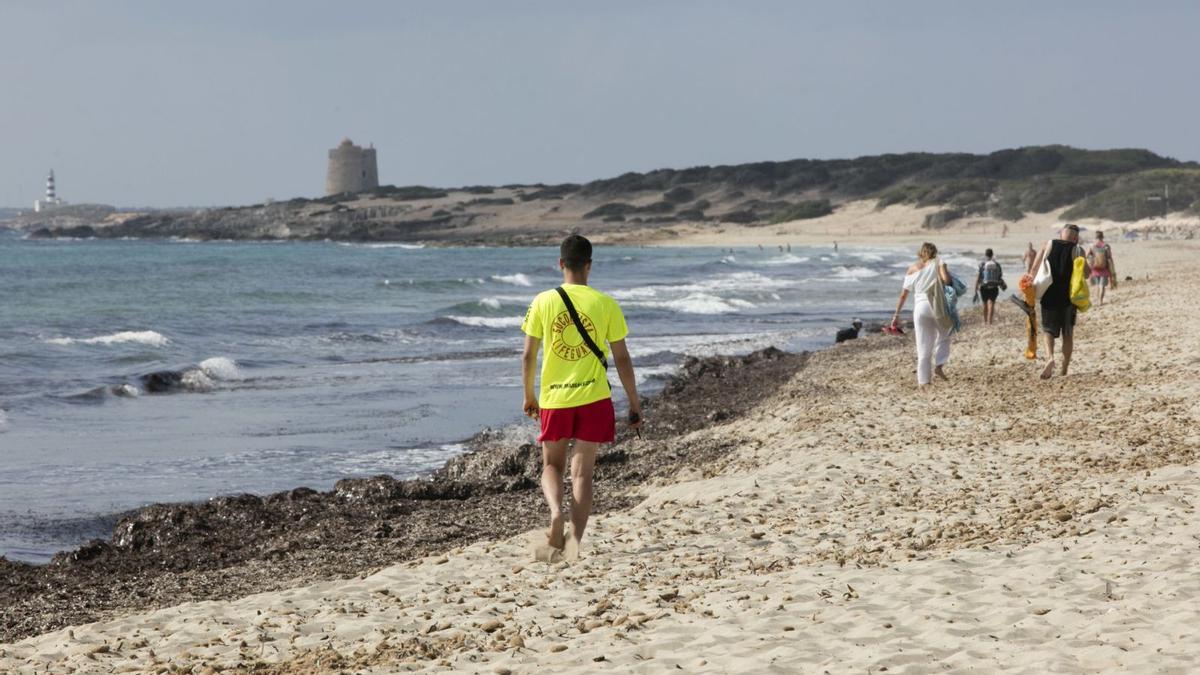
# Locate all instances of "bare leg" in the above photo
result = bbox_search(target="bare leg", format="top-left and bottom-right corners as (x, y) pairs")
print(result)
(1061, 332), (1073, 375)
(568, 441), (599, 544)
(541, 439), (569, 550)
(1041, 333), (1056, 379)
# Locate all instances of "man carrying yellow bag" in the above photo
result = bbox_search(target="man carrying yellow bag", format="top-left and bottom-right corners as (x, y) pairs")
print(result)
(1027, 224), (1090, 379)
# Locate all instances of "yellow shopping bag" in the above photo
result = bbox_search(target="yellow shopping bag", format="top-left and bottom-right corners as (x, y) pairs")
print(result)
(1070, 257), (1091, 313)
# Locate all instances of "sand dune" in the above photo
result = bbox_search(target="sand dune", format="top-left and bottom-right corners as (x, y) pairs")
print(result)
(2, 240), (1198, 673)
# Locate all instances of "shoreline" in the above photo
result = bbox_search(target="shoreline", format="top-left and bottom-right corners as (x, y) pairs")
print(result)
(3, 239), (1198, 672)
(0, 345), (811, 643)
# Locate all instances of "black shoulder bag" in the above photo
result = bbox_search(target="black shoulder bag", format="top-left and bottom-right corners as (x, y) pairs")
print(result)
(554, 286), (607, 370)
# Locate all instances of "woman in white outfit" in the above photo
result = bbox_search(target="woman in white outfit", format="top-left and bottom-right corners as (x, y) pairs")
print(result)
(890, 242), (953, 387)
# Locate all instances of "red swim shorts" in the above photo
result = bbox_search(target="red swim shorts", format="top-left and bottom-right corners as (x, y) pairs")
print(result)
(538, 398), (615, 443)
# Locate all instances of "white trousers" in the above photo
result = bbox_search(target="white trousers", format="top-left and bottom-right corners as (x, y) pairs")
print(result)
(913, 300), (951, 385)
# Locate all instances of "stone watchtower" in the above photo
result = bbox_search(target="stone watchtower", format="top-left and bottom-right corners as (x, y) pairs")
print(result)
(325, 138), (379, 195)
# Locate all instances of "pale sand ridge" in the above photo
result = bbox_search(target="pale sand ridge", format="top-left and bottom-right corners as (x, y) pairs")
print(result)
(2, 241), (1198, 673)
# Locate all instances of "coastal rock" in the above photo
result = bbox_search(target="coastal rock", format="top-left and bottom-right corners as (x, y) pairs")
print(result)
(0, 343), (810, 642)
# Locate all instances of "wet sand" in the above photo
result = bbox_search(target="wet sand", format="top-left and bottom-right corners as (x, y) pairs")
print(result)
(3, 239), (1199, 673)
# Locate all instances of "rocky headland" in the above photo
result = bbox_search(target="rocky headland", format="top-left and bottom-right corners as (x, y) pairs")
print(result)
(11, 146), (1200, 245)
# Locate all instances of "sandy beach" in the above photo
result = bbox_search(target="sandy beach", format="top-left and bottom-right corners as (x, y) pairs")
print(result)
(3, 232), (1199, 673)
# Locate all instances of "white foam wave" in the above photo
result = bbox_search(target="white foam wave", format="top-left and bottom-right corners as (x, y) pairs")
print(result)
(940, 253), (978, 268)
(629, 328), (825, 359)
(854, 252), (885, 262)
(446, 315), (524, 328)
(479, 297), (502, 310)
(629, 293), (754, 315)
(613, 272), (793, 302)
(635, 364), (680, 385)
(830, 266), (881, 279)
(760, 254), (810, 265)
(338, 242), (425, 249)
(45, 330), (171, 347)
(181, 370), (215, 392)
(490, 273), (533, 287)
(198, 357), (241, 380)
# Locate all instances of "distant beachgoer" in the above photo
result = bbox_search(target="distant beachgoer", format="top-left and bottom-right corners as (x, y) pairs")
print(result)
(974, 248), (1006, 325)
(778, 245), (784, 252)
(891, 242), (953, 387)
(786, 243), (791, 252)
(1087, 231), (1117, 305)
(758, 244), (764, 251)
(835, 319), (863, 343)
(1022, 242), (1037, 274)
(834, 241), (839, 252)
(521, 234), (642, 561)
(1002, 223), (1009, 238)
(1028, 225), (1089, 379)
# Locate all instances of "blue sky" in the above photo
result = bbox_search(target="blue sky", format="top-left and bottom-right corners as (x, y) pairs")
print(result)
(2, 1), (1198, 207)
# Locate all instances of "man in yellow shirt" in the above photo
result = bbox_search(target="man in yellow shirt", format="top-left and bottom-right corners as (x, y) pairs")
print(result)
(521, 234), (643, 560)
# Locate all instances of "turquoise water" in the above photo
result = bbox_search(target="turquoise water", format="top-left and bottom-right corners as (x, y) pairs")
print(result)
(0, 231), (976, 561)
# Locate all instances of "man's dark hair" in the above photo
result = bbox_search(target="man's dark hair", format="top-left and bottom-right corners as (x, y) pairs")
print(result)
(1066, 224), (1080, 233)
(560, 234), (592, 272)
(985, 248), (993, 258)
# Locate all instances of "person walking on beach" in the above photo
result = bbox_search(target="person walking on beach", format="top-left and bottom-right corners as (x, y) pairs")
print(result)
(891, 242), (954, 387)
(521, 234), (642, 560)
(1028, 224), (1089, 379)
(974, 248), (1006, 325)
(1022, 242), (1037, 274)
(1087, 230), (1117, 305)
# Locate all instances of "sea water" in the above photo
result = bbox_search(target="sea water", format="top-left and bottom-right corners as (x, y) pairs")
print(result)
(0, 231), (983, 561)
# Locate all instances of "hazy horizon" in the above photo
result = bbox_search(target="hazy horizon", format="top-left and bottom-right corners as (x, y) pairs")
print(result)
(3, 1), (1199, 208)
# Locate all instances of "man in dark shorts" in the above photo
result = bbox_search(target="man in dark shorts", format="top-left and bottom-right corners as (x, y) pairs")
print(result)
(521, 234), (642, 561)
(974, 248), (1005, 325)
(1029, 224), (1089, 379)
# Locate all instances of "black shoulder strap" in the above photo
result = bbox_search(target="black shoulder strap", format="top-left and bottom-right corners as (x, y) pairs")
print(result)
(554, 286), (608, 370)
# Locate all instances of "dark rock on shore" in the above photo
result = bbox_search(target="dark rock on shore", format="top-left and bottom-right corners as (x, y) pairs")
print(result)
(0, 346), (809, 643)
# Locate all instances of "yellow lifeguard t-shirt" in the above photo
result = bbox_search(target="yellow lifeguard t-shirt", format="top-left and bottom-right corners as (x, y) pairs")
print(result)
(521, 284), (628, 409)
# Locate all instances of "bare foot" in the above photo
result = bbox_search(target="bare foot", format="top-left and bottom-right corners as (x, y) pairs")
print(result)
(562, 524), (581, 562)
(1040, 360), (1055, 380)
(934, 365), (949, 381)
(528, 528), (564, 564)
(1061, 362), (1070, 376)
(548, 512), (565, 551)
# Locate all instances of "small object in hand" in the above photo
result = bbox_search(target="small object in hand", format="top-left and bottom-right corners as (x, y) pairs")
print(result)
(882, 321), (904, 336)
(628, 411), (642, 439)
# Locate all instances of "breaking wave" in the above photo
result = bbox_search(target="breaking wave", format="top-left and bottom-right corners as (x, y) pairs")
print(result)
(490, 273), (533, 287)
(441, 316), (524, 329)
(44, 331), (170, 347)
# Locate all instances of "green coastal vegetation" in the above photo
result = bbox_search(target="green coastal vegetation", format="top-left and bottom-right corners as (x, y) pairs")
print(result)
(571, 145), (1200, 226)
(300, 145), (1199, 228)
(12, 146), (1199, 243)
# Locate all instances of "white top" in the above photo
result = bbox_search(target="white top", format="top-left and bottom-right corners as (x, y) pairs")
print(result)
(903, 261), (941, 306)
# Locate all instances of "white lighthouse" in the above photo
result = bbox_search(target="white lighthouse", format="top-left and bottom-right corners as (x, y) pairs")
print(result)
(34, 170), (66, 212)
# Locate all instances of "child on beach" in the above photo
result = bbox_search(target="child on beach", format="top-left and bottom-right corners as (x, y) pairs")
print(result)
(521, 234), (643, 561)
(891, 242), (954, 387)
